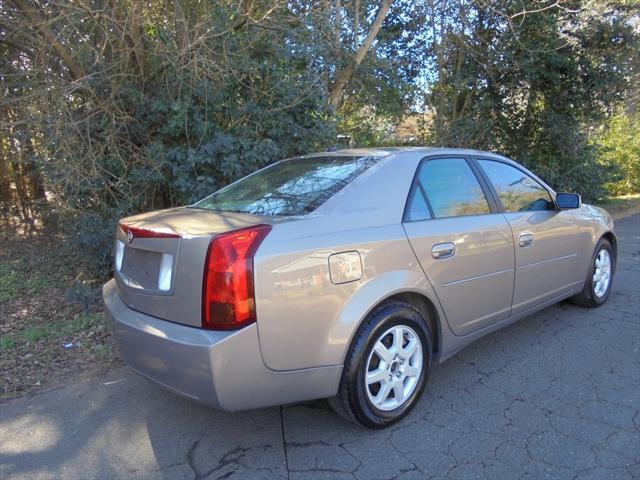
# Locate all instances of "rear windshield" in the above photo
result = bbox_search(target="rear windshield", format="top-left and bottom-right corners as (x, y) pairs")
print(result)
(192, 155), (378, 216)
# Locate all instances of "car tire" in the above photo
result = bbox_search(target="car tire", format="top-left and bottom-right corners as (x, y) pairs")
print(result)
(570, 238), (615, 307)
(329, 300), (433, 428)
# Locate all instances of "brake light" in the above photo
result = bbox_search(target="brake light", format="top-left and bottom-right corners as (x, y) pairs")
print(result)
(202, 225), (271, 330)
(119, 224), (180, 239)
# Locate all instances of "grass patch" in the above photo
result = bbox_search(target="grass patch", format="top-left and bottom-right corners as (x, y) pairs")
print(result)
(0, 260), (54, 304)
(23, 326), (52, 343)
(1, 234), (119, 397)
(2, 313), (104, 350)
(0, 336), (16, 351)
(595, 194), (640, 217)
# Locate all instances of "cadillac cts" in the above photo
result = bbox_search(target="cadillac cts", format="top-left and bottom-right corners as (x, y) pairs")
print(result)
(103, 148), (616, 428)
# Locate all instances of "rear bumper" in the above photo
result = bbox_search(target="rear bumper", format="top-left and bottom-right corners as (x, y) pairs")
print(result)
(103, 279), (342, 410)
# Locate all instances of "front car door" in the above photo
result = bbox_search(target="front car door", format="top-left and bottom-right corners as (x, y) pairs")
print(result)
(402, 157), (515, 336)
(475, 158), (580, 315)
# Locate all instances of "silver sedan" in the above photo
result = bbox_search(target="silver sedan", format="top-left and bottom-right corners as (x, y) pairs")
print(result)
(103, 148), (616, 428)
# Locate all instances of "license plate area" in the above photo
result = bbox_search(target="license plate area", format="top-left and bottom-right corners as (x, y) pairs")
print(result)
(120, 246), (173, 292)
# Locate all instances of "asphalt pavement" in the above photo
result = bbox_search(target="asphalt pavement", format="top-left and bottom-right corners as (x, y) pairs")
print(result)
(1, 214), (639, 480)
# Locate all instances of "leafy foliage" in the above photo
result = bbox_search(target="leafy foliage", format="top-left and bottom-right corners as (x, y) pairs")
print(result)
(1, 0), (638, 279)
(420, 0), (638, 201)
(2, 1), (338, 275)
(596, 109), (640, 195)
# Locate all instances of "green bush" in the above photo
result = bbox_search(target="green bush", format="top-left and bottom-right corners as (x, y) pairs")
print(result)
(595, 109), (640, 196)
(23, 3), (336, 278)
(2, 0), (637, 282)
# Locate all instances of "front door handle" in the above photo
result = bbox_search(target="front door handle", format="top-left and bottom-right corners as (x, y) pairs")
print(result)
(432, 242), (456, 259)
(519, 232), (534, 248)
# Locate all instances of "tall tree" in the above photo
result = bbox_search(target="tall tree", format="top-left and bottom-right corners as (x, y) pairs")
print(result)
(421, 0), (638, 199)
(327, 0), (394, 111)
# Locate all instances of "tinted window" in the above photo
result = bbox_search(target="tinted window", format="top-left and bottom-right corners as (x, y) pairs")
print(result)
(406, 158), (491, 220)
(478, 160), (554, 212)
(193, 156), (377, 216)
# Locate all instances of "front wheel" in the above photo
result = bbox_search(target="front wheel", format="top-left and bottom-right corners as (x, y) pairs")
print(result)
(329, 300), (432, 428)
(571, 238), (615, 307)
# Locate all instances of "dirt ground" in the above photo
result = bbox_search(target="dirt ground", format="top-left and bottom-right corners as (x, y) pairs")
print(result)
(0, 232), (120, 397)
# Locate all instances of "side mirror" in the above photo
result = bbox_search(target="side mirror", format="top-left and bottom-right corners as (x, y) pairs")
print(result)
(556, 192), (581, 209)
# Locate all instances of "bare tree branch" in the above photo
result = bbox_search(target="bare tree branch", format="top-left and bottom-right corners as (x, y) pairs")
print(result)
(10, 0), (85, 81)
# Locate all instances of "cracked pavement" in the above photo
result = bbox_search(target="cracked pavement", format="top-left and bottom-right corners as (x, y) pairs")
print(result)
(1, 214), (638, 480)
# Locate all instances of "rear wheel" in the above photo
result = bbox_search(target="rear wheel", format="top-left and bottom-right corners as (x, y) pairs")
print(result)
(571, 238), (615, 307)
(329, 300), (432, 428)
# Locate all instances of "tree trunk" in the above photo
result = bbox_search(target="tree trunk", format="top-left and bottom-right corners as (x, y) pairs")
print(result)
(353, 0), (360, 49)
(335, 0), (342, 63)
(328, 0), (393, 112)
(23, 136), (46, 202)
(0, 138), (12, 216)
(173, 0), (189, 51)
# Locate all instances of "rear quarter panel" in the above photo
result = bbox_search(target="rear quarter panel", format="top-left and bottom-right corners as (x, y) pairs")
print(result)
(253, 152), (449, 371)
(254, 218), (446, 371)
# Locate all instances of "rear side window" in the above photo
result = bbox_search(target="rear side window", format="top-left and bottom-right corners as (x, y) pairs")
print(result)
(405, 158), (491, 220)
(405, 185), (432, 221)
(478, 160), (554, 212)
(193, 156), (377, 216)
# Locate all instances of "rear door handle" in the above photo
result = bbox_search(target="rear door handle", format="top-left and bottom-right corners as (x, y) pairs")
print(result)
(432, 242), (456, 259)
(519, 232), (534, 248)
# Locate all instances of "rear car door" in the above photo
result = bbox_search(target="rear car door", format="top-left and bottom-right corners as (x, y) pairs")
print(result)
(475, 158), (579, 314)
(403, 157), (515, 336)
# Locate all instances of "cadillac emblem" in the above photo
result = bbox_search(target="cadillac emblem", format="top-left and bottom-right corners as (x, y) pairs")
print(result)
(127, 230), (134, 244)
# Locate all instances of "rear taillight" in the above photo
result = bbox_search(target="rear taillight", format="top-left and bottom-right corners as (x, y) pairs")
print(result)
(202, 225), (271, 330)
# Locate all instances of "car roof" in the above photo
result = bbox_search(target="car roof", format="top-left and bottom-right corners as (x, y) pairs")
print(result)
(309, 146), (557, 221)
(309, 146), (511, 161)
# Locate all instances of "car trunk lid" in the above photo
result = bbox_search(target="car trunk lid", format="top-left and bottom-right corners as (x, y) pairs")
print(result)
(114, 207), (275, 327)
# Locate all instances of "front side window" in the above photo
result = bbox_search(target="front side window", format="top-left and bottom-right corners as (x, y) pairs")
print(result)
(405, 158), (491, 221)
(193, 155), (378, 216)
(478, 160), (554, 212)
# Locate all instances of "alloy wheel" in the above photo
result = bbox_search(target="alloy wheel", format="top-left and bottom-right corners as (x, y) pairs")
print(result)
(593, 248), (612, 298)
(364, 325), (423, 411)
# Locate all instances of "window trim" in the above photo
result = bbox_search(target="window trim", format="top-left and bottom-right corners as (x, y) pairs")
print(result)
(471, 157), (557, 214)
(402, 155), (500, 223)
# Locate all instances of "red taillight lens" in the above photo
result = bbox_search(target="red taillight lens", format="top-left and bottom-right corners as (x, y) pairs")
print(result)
(202, 225), (271, 330)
